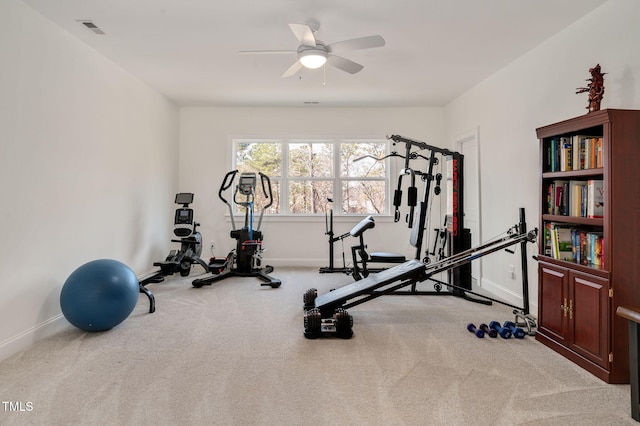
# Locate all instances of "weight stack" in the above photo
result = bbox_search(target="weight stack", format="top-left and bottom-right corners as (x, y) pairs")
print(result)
(451, 228), (472, 295)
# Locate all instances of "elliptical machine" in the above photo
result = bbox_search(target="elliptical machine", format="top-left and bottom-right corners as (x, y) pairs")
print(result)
(139, 192), (210, 312)
(192, 170), (281, 288)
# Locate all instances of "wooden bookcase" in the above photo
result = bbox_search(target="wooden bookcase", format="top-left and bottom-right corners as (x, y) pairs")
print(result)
(536, 109), (640, 384)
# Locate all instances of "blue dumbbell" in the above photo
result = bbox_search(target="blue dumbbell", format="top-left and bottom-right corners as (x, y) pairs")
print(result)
(466, 323), (484, 338)
(503, 321), (526, 339)
(479, 323), (498, 338)
(489, 321), (512, 339)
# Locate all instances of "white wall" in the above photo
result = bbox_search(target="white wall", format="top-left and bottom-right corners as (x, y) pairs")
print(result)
(0, 1), (179, 360)
(444, 0), (640, 312)
(179, 107), (446, 269)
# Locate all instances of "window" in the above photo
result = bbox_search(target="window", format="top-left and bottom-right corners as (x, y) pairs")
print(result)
(233, 138), (389, 215)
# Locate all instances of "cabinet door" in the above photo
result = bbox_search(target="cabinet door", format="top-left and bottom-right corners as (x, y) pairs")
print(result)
(538, 262), (569, 344)
(569, 271), (610, 368)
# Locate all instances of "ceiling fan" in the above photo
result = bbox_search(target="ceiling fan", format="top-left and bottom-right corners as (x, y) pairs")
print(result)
(239, 23), (385, 78)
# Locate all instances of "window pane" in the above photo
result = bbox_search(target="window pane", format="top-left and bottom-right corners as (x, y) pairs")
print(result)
(289, 180), (333, 214)
(234, 138), (389, 216)
(341, 142), (386, 178)
(341, 180), (386, 214)
(288, 143), (333, 178)
(236, 142), (282, 177)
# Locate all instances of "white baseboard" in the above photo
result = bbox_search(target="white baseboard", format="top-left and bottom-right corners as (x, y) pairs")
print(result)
(0, 314), (68, 362)
(479, 277), (538, 316)
(263, 258), (330, 268)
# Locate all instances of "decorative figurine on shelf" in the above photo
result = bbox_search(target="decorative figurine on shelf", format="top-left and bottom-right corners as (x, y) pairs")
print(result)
(576, 64), (606, 113)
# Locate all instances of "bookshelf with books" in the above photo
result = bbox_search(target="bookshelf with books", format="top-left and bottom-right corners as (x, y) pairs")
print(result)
(536, 109), (640, 384)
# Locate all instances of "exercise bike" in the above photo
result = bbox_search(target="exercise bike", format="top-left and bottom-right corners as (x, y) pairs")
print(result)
(154, 192), (209, 276)
(139, 192), (210, 312)
(192, 170), (281, 288)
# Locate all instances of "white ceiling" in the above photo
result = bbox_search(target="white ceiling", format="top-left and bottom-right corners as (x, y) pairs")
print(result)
(23, 0), (608, 107)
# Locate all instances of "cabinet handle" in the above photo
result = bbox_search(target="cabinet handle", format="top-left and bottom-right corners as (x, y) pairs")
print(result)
(569, 299), (573, 320)
(562, 298), (568, 317)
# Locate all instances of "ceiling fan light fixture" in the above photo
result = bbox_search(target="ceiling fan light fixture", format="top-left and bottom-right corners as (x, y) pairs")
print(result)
(299, 49), (327, 69)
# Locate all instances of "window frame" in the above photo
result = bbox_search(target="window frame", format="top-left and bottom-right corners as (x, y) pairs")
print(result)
(231, 136), (393, 217)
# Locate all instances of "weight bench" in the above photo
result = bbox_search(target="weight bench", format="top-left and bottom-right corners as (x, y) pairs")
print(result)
(303, 259), (428, 338)
(303, 213), (538, 339)
(350, 215), (406, 280)
(616, 306), (640, 421)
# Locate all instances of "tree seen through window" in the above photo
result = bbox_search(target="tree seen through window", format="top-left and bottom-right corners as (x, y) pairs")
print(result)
(234, 139), (388, 215)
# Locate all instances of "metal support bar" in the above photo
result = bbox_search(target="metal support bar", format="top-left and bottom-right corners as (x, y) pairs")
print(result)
(313, 223), (537, 316)
(422, 229), (536, 276)
(387, 134), (457, 156)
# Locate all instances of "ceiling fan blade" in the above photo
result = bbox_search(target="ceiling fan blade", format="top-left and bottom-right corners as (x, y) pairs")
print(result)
(327, 35), (385, 53)
(289, 24), (316, 46)
(238, 50), (296, 55)
(327, 55), (364, 74)
(281, 61), (304, 78)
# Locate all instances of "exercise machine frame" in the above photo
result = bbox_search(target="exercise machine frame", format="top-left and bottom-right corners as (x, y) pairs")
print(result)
(351, 134), (477, 299)
(349, 215), (407, 281)
(192, 170), (281, 289)
(318, 199), (352, 274)
(139, 193), (209, 313)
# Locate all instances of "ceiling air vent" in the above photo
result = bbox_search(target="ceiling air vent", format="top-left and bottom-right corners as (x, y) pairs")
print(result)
(77, 20), (105, 35)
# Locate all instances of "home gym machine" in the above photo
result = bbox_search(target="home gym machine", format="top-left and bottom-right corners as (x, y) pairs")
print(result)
(302, 135), (537, 338)
(192, 170), (281, 289)
(319, 146), (409, 275)
(347, 134), (472, 297)
(139, 193), (209, 313)
(303, 208), (538, 338)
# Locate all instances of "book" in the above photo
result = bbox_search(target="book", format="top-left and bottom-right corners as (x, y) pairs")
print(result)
(584, 137), (593, 169)
(572, 134), (599, 170)
(587, 179), (604, 218)
(595, 137), (603, 168)
(569, 180), (587, 217)
(560, 137), (573, 171)
(547, 223), (605, 268)
(553, 180), (569, 215)
(544, 183), (554, 214)
(554, 226), (574, 261)
(543, 222), (553, 256)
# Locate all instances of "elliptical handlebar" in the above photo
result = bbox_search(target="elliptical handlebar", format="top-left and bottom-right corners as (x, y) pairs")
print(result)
(259, 172), (273, 210)
(219, 170), (239, 205)
(257, 172), (273, 231)
(217, 169), (275, 233)
(219, 170), (239, 231)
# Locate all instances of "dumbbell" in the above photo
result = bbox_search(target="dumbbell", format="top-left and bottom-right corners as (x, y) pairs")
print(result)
(479, 323), (498, 338)
(503, 321), (526, 339)
(466, 323), (484, 338)
(488, 321), (512, 339)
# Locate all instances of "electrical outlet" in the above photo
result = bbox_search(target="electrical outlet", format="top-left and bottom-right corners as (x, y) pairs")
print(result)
(508, 264), (516, 280)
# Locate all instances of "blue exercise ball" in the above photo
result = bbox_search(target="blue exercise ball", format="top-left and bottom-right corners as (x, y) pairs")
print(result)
(60, 259), (139, 332)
